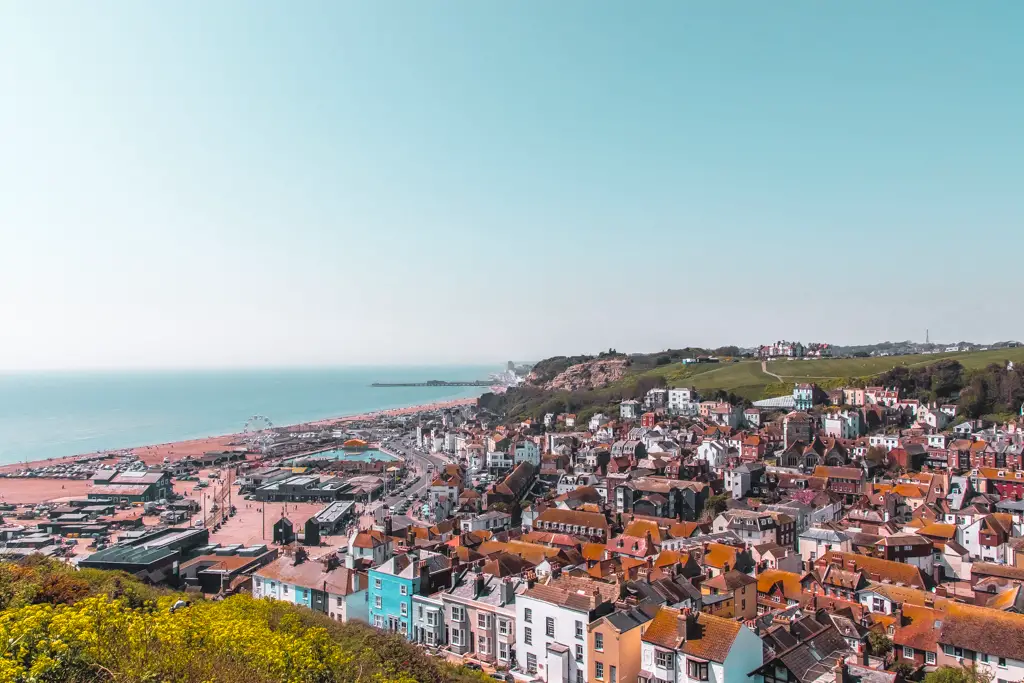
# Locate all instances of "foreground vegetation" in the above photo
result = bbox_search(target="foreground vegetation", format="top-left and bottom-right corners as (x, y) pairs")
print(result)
(483, 347), (1024, 423)
(0, 557), (486, 683)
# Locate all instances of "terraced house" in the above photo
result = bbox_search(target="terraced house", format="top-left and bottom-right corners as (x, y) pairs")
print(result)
(368, 550), (452, 638)
(515, 575), (618, 683)
(253, 553), (368, 623)
(639, 606), (762, 683)
(532, 507), (610, 542)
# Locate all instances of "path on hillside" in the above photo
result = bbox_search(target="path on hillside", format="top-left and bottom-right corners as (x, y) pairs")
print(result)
(761, 361), (785, 382)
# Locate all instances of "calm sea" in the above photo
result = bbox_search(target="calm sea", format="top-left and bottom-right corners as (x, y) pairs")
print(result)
(0, 366), (497, 465)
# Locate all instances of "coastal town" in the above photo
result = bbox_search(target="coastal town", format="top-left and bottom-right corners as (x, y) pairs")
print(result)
(2, 350), (1024, 683)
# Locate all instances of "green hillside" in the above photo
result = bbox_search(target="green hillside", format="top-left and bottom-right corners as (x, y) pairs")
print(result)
(482, 346), (1024, 422)
(628, 347), (1024, 401)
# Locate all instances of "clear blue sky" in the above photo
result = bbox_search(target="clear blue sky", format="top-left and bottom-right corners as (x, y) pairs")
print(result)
(2, 2), (1021, 370)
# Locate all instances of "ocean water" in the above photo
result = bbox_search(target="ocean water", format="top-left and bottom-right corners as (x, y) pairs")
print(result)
(0, 366), (496, 465)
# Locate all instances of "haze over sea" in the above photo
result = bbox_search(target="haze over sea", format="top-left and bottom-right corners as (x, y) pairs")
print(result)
(0, 366), (497, 465)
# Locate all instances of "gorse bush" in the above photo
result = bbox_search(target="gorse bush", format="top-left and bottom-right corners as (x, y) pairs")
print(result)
(0, 558), (487, 683)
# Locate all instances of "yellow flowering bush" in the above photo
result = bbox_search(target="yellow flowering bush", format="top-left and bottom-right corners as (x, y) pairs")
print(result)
(0, 559), (490, 683)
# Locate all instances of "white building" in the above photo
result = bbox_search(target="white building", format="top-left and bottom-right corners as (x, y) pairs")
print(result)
(821, 410), (861, 439)
(798, 527), (851, 564)
(620, 400), (641, 420)
(696, 441), (729, 472)
(515, 576), (618, 683)
(460, 510), (512, 533)
(645, 388), (668, 410)
(556, 472), (600, 495)
(639, 606), (763, 683)
(348, 529), (392, 568)
(514, 440), (541, 467)
(487, 450), (514, 472)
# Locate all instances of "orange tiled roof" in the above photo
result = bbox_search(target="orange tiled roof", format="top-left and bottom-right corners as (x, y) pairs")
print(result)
(641, 607), (742, 663)
(819, 552), (927, 589)
(917, 523), (957, 539)
(756, 570), (804, 600)
(703, 542), (740, 570)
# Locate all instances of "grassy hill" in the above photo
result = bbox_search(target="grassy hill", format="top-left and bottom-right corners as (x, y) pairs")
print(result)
(0, 557), (487, 683)
(619, 347), (1024, 401)
(482, 346), (1024, 422)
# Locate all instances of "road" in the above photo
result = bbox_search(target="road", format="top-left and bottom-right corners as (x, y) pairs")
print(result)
(369, 433), (453, 529)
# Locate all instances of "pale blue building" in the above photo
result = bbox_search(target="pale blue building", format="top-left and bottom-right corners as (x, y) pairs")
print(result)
(368, 550), (451, 637)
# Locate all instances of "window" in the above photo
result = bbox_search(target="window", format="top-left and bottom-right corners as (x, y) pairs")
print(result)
(478, 613), (490, 629)
(499, 642), (509, 661)
(925, 652), (935, 665)
(576, 644), (584, 662)
(479, 635), (489, 655)
(576, 671), (583, 683)
(451, 606), (465, 622)
(688, 659), (709, 681)
(546, 617), (555, 637)
(427, 611), (438, 627)
(998, 658), (1007, 668)
(400, 620), (407, 632)
(283, 585), (289, 594)
(374, 578), (382, 590)
(400, 585), (408, 596)
(596, 662), (605, 680)
(656, 651), (673, 670)
(451, 630), (464, 647)
(373, 615), (383, 628)
(400, 602), (408, 616)
(336, 596), (344, 607)
(576, 620), (584, 639)
(610, 665), (617, 683)
(524, 608), (532, 623)
(903, 646), (914, 659)
(498, 619), (509, 636)
(527, 653), (538, 674)
(595, 632), (604, 651)
(524, 627), (532, 645)
(374, 596), (382, 609)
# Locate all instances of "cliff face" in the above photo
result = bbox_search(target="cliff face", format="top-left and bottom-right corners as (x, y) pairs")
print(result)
(530, 358), (628, 391)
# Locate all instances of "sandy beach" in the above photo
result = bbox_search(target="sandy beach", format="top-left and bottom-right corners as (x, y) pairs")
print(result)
(0, 396), (476, 505)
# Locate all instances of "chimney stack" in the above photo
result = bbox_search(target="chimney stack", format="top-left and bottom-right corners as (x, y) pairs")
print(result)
(418, 560), (430, 593)
(474, 572), (486, 599)
(833, 658), (846, 683)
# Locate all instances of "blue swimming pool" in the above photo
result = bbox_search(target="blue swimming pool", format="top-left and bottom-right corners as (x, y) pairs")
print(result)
(291, 448), (399, 463)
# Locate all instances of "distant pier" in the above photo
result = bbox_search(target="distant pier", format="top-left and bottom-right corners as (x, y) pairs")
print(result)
(370, 380), (492, 387)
